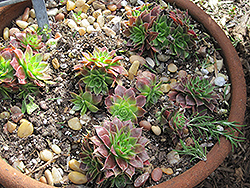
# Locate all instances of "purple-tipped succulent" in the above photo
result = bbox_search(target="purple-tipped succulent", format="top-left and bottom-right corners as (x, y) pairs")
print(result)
(124, 6), (161, 57)
(168, 75), (219, 114)
(105, 85), (146, 123)
(10, 45), (51, 87)
(75, 47), (127, 77)
(90, 117), (150, 182)
(136, 71), (163, 107)
(10, 31), (45, 52)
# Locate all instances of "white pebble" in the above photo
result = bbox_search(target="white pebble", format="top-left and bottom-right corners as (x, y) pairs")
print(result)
(151, 126), (161, 136)
(68, 117), (82, 130)
(87, 16), (95, 24)
(17, 119), (33, 138)
(40, 149), (54, 161)
(86, 25), (96, 33)
(102, 26), (116, 37)
(3, 27), (9, 40)
(16, 20), (29, 29)
(52, 167), (63, 184)
(47, 8), (59, 16)
(146, 57), (155, 68)
(45, 169), (54, 185)
(51, 144), (62, 154)
(167, 150), (180, 165)
(97, 15), (104, 28)
(68, 171), (87, 184)
(214, 76), (226, 86)
(80, 19), (90, 28)
(67, 19), (78, 29)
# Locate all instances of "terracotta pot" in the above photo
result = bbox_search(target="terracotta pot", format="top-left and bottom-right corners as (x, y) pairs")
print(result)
(0, 0), (246, 187)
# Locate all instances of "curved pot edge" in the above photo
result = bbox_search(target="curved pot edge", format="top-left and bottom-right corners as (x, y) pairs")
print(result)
(0, 0), (246, 188)
(0, 0), (32, 36)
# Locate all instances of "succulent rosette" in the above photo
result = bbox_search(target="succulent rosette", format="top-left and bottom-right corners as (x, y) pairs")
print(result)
(89, 118), (150, 182)
(75, 67), (114, 95)
(124, 6), (161, 57)
(168, 75), (219, 114)
(10, 45), (51, 86)
(105, 85), (146, 123)
(136, 71), (163, 107)
(10, 31), (45, 52)
(0, 51), (14, 85)
(77, 47), (127, 77)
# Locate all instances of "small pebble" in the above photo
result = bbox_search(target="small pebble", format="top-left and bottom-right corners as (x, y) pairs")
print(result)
(92, 9), (102, 19)
(168, 63), (178, 73)
(68, 117), (82, 130)
(0, 111), (10, 119)
(81, 3), (90, 13)
(68, 171), (88, 184)
(22, 7), (30, 21)
(102, 9), (111, 16)
(178, 70), (187, 79)
(47, 8), (58, 16)
(97, 15), (104, 28)
(87, 16), (95, 24)
(9, 28), (20, 36)
(160, 84), (171, 93)
(128, 60), (140, 79)
(52, 167), (63, 184)
(206, 65), (214, 72)
(121, 0), (128, 6)
(201, 68), (209, 75)
(151, 126), (161, 136)
(145, 57), (155, 68)
(78, 27), (86, 36)
(92, 1), (106, 10)
(134, 172), (149, 188)
(80, 13), (88, 19)
(216, 59), (223, 71)
(86, 25), (96, 33)
(161, 167), (174, 175)
(151, 167), (162, 182)
(69, 159), (82, 172)
(6, 121), (17, 133)
(102, 26), (116, 37)
(45, 169), (54, 185)
(80, 19), (90, 28)
(17, 119), (34, 138)
(80, 114), (91, 124)
(3, 27), (9, 40)
(29, 9), (36, 18)
(66, 0), (76, 11)
(39, 176), (47, 184)
(167, 150), (180, 165)
(139, 120), (151, 131)
(51, 144), (62, 154)
(157, 54), (170, 62)
(107, 4), (117, 11)
(55, 13), (65, 21)
(214, 76), (226, 86)
(40, 149), (54, 162)
(75, 0), (86, 7)
(52, 58), (60, 69)
(130, 55), (145, 65)
(39, 101), (48, 110)
(16, 20), (29, 29)
(67, 19), (78, 29)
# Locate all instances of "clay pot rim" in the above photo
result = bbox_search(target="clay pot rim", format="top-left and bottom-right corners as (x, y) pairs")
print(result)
(0, 0), (246, 188)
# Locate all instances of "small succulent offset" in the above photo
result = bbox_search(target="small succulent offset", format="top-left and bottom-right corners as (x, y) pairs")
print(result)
(74, 67), (114, 95)
(124, 6), (160, 57)
(89, 118), (150, 184)
(168, 75), (219, 114)
(136, 71), (163, 107)
(10, 31), (45, 52)
(78, 47), (127, 77)
(10, 45), (51, 87)
(0, 51), (16, 97)
(105, 85), (146, 123)
(70, 86), (102, 115)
